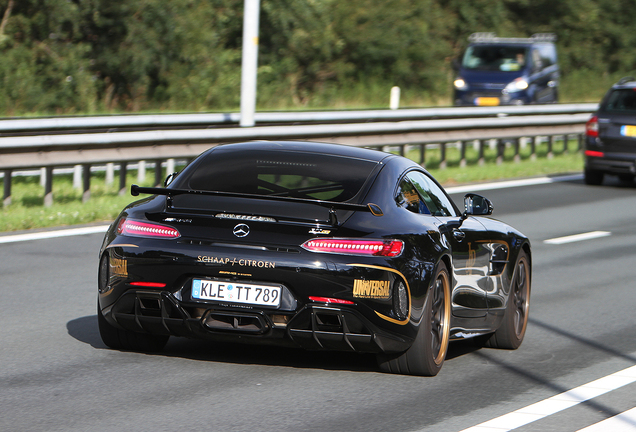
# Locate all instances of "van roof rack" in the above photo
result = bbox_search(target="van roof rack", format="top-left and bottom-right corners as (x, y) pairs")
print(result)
(468, 33), (557, 43)
(617, 77), (636, 85)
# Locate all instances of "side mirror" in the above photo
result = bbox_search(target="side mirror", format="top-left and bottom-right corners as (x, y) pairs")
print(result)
(164, 172), (178, 187)
(464, 193), (494, 216)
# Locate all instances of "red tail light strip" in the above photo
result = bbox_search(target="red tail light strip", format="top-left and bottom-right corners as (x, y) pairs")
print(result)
(130, 281), (167, 288)
(302, 238), (404, 257)
(308, 296), (355, 305)
(117, 218), (180, 239)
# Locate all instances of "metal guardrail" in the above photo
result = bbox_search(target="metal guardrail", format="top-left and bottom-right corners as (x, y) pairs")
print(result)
(0, 103), (597, 133)
(0, 106), (595, 206)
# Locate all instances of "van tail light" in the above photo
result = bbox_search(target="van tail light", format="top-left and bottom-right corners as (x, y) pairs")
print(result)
(586, 115), (599, 137)
(117, 218), (180, 239)
(301, 238), (404, 257)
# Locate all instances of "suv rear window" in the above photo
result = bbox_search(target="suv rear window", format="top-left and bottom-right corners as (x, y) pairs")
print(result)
(601, 89), (636, 113)
(185, 150), (379, 202)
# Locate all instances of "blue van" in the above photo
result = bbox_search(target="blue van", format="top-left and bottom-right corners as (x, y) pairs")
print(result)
(453, 33), (559, 106)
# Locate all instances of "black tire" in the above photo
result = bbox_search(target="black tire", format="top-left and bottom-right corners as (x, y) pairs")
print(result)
(484, 251), (530, 349)
(618, 174), (634, 184)
(584, 169), (604, 186)
(377, 263), (451, 376)
(97, 254), (169, 352)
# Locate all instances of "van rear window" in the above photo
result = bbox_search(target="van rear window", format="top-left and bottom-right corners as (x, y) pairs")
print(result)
(602, 89), (636, 113)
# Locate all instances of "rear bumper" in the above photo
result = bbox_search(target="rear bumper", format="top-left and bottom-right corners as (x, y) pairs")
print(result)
(102, 289), (412, 353)
(585, 153), (636, 175)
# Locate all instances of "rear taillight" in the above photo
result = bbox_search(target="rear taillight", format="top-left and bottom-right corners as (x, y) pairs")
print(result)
(586, 115), (599, 137)
(117, 218), (180, 239)
(301, 238), (404, 257)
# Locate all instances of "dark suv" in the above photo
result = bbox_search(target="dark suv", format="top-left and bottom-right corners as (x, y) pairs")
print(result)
(453, 33), (559, 106)
(584, 77), (636, 185)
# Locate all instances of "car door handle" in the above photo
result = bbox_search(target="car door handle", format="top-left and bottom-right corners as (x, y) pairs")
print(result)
(452, 229), (466, 241)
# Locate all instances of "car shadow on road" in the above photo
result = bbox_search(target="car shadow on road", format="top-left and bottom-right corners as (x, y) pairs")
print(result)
(67, 314), (481, 374)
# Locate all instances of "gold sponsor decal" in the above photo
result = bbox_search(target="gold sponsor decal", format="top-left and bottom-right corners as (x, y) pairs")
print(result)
(353, 279), (391, 300)
(110, 257), (128, 277)
(197, 256), (276, 269)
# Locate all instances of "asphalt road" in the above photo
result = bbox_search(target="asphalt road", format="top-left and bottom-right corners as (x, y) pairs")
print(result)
(1, 175), (635, 432)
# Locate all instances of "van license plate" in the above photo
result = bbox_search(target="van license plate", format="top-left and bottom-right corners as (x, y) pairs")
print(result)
(620, 125), (636, 137)
(475, 97), (500, 106)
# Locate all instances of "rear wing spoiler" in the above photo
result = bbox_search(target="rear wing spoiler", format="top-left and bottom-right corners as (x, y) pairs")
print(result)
(131, 184), (383, 225)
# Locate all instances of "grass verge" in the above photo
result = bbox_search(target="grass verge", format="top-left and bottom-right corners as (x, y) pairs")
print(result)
(0, 138), (583, 232)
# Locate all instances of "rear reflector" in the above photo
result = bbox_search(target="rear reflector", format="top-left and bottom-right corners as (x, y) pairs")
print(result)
(308, 296), (355, 305)
(117, 218), (180, 239)
(302, 238), (404, 257)
(129, 282), (167, 288)
(585, 150), (604, 158)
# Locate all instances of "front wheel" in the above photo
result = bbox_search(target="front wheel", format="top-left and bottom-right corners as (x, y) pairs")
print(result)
(483, 250), (530, 349)
(377, 263), (451, 376)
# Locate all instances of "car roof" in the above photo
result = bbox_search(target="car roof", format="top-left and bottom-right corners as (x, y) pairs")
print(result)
(211, 140), (397, 163)
(612, 77), (636, 89)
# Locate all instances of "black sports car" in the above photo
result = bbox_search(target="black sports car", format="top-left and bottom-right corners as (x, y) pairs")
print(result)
(98, 141), (531, 376)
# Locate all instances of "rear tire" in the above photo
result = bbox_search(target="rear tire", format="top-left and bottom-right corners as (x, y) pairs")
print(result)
(584, 169), (604, 185)
(618, 174), (634, 184)
(97, 303), (169, 352)
(484, 251), (530, 349)
(97, 254), (169, 352)
(377, 263), (451, 376)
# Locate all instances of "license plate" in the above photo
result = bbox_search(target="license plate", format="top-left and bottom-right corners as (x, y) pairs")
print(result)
(475, 97), (500, 106)
(620, 125), (636, 137)
(192, 279), (282, 307)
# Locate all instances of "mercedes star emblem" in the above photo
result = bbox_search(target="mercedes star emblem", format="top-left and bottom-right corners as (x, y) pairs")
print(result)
(233, 223), (250, 237)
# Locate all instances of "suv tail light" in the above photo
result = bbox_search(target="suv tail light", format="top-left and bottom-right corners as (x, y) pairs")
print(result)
(586, 115), (599, 137)
(117, 218), (181, 239)
(301, 238), (404, 257)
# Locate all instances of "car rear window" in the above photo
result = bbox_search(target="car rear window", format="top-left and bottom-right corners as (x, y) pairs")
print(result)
(185, 150), (379, 202)
(602, 89), (636, 113)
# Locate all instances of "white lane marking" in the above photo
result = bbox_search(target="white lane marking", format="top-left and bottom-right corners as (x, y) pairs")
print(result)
(576, 406), (636, 431)
(445, 174), (583, 195)
(0, 225), (110, 244)
(459, 364), (636, 432)
(544, 231), (611, 245)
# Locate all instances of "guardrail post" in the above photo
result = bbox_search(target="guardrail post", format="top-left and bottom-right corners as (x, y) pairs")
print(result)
(73, 165), (82, 189)
(496, 139), (504, 165)
(460, 141), (467, 168)
(138, 160), (146, 182)
(478, 140), (485, 166)
(531, 136), (537, 161)
(514, 138), (521, 163)
(106, 163), (115, 185)
(577, 134), (583, 151)
(119, 162), (128, 196)
(3, 169), (12, 206)
(154, 159), (163, 186)
(548, 135), (554, 159)
(419, 144), (426, 167)
(399, 145), (405, 157)
(44, 167), (54, 207)
(440, 142), (447, 169)
(82, 164), (91, 202)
